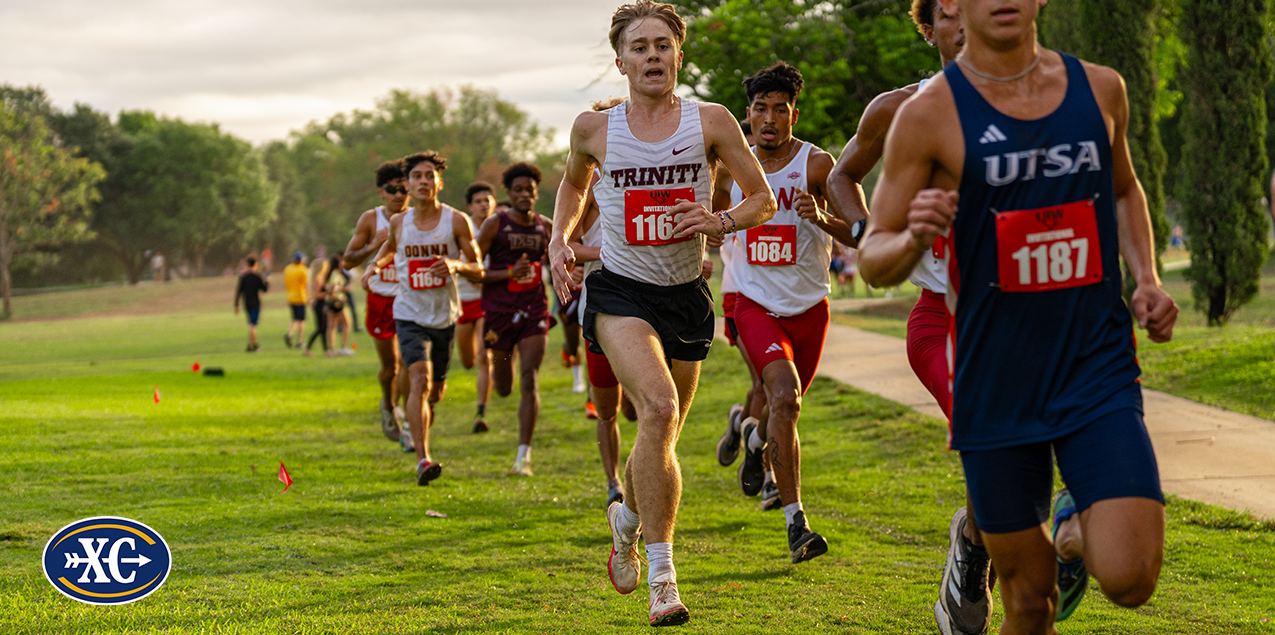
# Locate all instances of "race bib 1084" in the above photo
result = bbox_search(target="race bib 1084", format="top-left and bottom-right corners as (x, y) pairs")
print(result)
(745, 224), (796, 266)
(624, 188), (695, 246)
(379, 265), (398, 283)
(995, 199), (1102, 293)
(407, 258), (446, 290)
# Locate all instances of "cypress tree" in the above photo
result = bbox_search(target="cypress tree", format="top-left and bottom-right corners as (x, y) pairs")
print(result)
(1038, 0), (1085, 56)
(1179, 0), (1272, 324)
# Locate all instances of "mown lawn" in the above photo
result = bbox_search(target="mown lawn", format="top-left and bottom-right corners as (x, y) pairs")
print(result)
(0, 286), (1273, 633)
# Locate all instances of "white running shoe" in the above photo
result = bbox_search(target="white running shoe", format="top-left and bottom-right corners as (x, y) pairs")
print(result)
(510, 457), (533, 476)
(394, 405), (407, 425)
(399, 424), (414, 453)
(572, 375), (587, 394)
(648, 575), (689, 626)
(606, 501), (641, 594)
(381, 404), (400, 441)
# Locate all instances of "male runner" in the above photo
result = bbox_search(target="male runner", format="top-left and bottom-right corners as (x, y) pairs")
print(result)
(858, 0), (1178, 631)
(826, 4), (996, 632)
(284, 251), (309, 348)
(458, 181), (496, 433)
(548, 1), (775, 626)
(366, 151), (484, 485)
(344, 160), (411, 443)
(717, 62), (856, 563)
(475, 162), (553, 476)
(234, 256), (268, 352)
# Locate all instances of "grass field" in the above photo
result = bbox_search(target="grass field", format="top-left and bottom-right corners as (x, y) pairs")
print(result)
(1, 281), (1274, 633)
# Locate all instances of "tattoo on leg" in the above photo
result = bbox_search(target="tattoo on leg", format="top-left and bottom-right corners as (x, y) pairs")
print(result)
(768, 435), (782, 468)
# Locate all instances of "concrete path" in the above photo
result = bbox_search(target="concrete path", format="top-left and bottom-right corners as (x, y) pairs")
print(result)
(721, 316), (1275, 519)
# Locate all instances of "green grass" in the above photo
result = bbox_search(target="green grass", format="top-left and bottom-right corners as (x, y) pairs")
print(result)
(1, 288), (1274, 633)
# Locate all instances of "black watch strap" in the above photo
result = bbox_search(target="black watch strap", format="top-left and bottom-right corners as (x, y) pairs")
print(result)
(850, 218), (867, 243)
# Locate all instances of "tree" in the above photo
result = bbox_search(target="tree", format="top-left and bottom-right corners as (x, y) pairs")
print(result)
(0, 105), (104, 317)
(261, 141), (314, 259)
(1179, 0), (1273, 324)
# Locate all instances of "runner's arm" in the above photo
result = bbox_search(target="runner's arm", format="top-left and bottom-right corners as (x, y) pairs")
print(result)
(567, 198), (602, 262)
(827, 91), (902, 245)
(341, 211), (385, 269)
(673, 103), (775, 237)
(474, 214), (516, 285)
(549, 111), (605, 302)
(440, 210), (484, 282)
(799, 150), (858, 244)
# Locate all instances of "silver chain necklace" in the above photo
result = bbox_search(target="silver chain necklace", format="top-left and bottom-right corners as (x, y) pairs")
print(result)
(755, 140), (800, 165)
(958, 50), (1041, 82)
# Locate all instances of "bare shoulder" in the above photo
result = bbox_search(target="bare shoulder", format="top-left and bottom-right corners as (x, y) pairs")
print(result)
(806, 145), (836, 178)
(893, 74), (957, 137)
(571, 110), (608, 142)
(860, 84), (919, 135)
(696, 101), (738, 136)
(1079, 59), (1127, 113)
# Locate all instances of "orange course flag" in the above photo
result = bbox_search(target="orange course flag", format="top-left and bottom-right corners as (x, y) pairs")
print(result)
(192, 362), (201, 372)
(279, 462), (293, 492)
(153, 385), (161, 404)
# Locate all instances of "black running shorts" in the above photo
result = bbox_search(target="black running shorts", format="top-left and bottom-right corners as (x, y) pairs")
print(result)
(582, 268), (714, 362)
(395, 320), (454, 381)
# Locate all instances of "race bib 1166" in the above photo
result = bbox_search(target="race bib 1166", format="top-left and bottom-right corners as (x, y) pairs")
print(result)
(624, 188), (695, 246)
(995, 199), (1102, 293)
(407, 258), (446, 290)
(744, 224), (796, 266)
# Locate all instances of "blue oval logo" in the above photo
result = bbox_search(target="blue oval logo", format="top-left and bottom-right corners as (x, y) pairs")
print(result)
(42, 517), (172, 605)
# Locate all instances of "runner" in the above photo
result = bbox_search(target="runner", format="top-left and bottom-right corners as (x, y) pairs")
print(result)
(234, 256), (268, 352)
(366, 151), (484, 485)
(718, 62), (855, 563)
(825, 3), (994, 632)
(858, 0), (1178, 630)
(457, 181), (497, 433)
(548, 2), (776, 626)
(284, 251), (309, 348)
(475, 162), (553, 476)
(343, 160), (410, 443)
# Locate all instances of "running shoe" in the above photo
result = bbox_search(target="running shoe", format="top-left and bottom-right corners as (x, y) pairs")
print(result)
(934, 507), (992, 635)
(648, 576), (689, 627)
(787, 510), (828, 564)
(561, 350), (573, 368)
(606, 501), (641, 594)
(510, 456), (533, 477)
(573, 375), (587, 394)
(394, 405), (407, 424)
(472, 417), (489, 433)
(381, 404), (400, 441)
(399, 424), (415, 453)
(716, 403), (744, 466)
(737, 421), (765, 497)
(284, 334), (292, 348)
(416, 459), (442, 486)
(760, 480), (782, 511)
(1053, 489), (1088, 622)
(606, 481), (625, 507)
(585, 402), (598, 419)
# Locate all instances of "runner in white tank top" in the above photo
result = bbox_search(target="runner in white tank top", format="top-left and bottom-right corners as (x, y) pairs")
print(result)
(392, 206), (461, 329)
(546, 7), (777, 626)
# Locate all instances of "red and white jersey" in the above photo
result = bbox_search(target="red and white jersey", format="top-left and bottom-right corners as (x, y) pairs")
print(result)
(719, 233), (739, 294)
(727, 141), (832, 316)
(366, 207), (399, 297)
(594, 98), (710, 286)
(454, 213), (483, 302)
(392, 206), (461, 329)
(909, 240), (949, 293)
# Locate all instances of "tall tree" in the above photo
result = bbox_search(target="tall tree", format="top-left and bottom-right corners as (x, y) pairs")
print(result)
(0, 105), (104, 317)
(1179, 0), (1273, 324)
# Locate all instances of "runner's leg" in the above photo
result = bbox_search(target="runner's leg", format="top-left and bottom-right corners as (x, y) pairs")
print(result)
(516, 334), (546, 447)
(375, 337), (397, 409)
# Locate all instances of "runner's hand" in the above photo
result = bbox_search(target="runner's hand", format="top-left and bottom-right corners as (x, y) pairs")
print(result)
(372, 225), (390, 248)
(701, 258), (714, 281)
(705, 233), (724, 248)
(510, 253), (531, 279)
(670, 199), (719, 238)
(1131, 283), (1178, 343)
(569, 264), (585, 286)
(794, 187), (832, 226)
(428, 258), (452, 278)
(548, 238), (578, 304)
(906, 189), (958, 252)
(360, 267), (375, 292)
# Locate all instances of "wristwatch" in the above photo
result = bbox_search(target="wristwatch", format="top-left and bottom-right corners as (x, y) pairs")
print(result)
(850, 218), (867, 244)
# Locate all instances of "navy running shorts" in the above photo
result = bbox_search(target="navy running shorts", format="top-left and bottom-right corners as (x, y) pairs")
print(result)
(396, 320), (454, 381)
(960, 401), (1164, 534)
(290, 303), (306, 321)
(246, 307), (261, 326)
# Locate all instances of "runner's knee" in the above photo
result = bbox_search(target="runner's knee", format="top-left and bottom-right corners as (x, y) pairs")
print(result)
(1095, 559), (1159, 608)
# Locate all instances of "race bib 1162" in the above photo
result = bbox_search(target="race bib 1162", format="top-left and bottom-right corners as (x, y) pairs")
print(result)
(995, 199), (1102, 293)
(624, 188), (695, 246)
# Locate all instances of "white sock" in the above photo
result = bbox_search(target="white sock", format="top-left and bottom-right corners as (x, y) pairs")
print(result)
(617, 502), (641, 535)
(572, 365), (583, 382)
(516, 444), (531, 463)
(645, 542), (675, 582)
(763, 471), (775, 486)
(746, 420), (764, 452)
(783, 501), (804, 526)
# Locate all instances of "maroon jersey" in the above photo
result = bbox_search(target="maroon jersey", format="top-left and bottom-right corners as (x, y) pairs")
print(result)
(482, 211), (550, 315)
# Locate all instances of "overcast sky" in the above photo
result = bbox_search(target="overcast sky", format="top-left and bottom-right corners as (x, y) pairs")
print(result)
(0, 0), (637, 148)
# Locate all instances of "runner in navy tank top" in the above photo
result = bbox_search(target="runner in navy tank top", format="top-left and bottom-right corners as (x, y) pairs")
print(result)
(858, 0), (1178, 630)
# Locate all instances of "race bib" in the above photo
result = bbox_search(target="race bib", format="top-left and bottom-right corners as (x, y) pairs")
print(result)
(379, 265), (397, 283)
(996, 199), (1103, 293)
(407, 258), (446, 290)
(508, 261), (542, 292)
(745, 224), (796, 266)
(625, 188), (695, 246)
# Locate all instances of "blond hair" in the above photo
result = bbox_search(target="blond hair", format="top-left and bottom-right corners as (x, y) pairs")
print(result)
(591, 96), (628, 112)
(609, 1), (686, 53)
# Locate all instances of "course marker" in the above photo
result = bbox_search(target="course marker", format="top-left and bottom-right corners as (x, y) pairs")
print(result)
(191, 362), (200, 372)
(153, 386), (160, 404)
(279, 463), (293, 492)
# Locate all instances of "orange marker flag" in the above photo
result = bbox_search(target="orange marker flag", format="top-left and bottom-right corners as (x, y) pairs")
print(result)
(192, 361), (201, 372)
(153, 385), (161, 404)
(351, 342), (357, 351)
(279, 462), (293, 492)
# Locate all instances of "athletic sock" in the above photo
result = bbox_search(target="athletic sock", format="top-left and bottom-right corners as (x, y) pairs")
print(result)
(763, 471), (775, 487)
(645, 542), (675, 582)
(571, 365), (583, 382)
(516, 444), (531, 463)
(746, 421), (764, 452)
(783, 501), (804, 526)
(617, 502), (641, 535)
(476, 404), (486, 417)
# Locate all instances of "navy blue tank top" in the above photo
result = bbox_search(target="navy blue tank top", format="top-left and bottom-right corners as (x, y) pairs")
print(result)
(946, 53), (1141, 451)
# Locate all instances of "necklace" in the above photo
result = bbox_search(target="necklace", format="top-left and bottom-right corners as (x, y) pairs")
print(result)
(756, 140), (800, 166)
(958, 50), (1041, 82)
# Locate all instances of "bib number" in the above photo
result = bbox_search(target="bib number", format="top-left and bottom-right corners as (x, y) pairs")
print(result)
(379, 265), (397, 283)
(995, 199), (1102, 293)
(507, 261), (543, 292)
(407, 258), (446, 290)
(745, 224), (796, 266)
(624, 188), (695, 246)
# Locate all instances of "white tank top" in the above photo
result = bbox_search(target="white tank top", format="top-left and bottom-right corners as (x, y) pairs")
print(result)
(727, 142), (832, 316)
(595, 98), (710, 286)
(720, 233), (739, 294)
(367, 207), (399, 297)
(392, 206), (461, 329)
(904, 78), (948, 294)
(454, 213), (482, 302)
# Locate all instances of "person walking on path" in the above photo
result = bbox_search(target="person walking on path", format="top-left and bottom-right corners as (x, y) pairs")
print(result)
(284, 252), (309, 349)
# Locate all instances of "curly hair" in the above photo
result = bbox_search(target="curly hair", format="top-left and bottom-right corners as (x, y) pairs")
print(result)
(375, 160), (405, 188)
(502, 162), (543, 190)
(910, 0), (938, 36)
(402, 151), (447, 177)
(609, 1), (685, 53)
(592, 96), (627, 112)
(743, 61), (805, 104)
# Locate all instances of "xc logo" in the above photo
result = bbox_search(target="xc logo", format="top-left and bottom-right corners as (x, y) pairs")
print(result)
(42, 517), (171, 605)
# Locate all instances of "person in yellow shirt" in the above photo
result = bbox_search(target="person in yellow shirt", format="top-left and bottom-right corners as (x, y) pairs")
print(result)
(284, 252), (309, 348)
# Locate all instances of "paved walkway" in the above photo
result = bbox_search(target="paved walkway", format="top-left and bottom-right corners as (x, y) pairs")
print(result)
(720, 316), (1275, 519)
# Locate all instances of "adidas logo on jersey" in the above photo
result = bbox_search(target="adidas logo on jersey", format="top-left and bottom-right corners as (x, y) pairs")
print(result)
(765, 343), (783, 354)
(978, 124), (1008, 144)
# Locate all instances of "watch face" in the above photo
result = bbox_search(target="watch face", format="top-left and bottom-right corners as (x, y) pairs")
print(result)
(851, 219), (866, 242)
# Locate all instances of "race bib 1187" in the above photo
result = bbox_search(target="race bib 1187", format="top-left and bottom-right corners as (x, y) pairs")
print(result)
(995, 199), (1102, 293)
(624, 188), (695, 246)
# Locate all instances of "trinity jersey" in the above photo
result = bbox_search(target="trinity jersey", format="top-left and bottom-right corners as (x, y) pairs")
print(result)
(367, 207), (399, 297)
(595, 97), (710, 286)
(727, 141), (832, 316)
(482, 211), (550, 316)
(946, 53), (1140, 451)
(393, 206), (461, 329)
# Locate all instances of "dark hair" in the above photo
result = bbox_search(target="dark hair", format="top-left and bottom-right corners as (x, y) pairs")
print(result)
(375, 160), (405, 187)
(502, 162), (543, 190)
(910, 0), (938, 36)
(465, 181), (496, 205)
(743, 61), (804, 105)
(740, 120), (752, 136)
(402, 151), (447, 176)
(609, 1), (686, 54)
(246, 256), (257, 267)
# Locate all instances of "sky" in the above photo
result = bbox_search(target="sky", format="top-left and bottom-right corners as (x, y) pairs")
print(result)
(0, 0), (637, 148)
